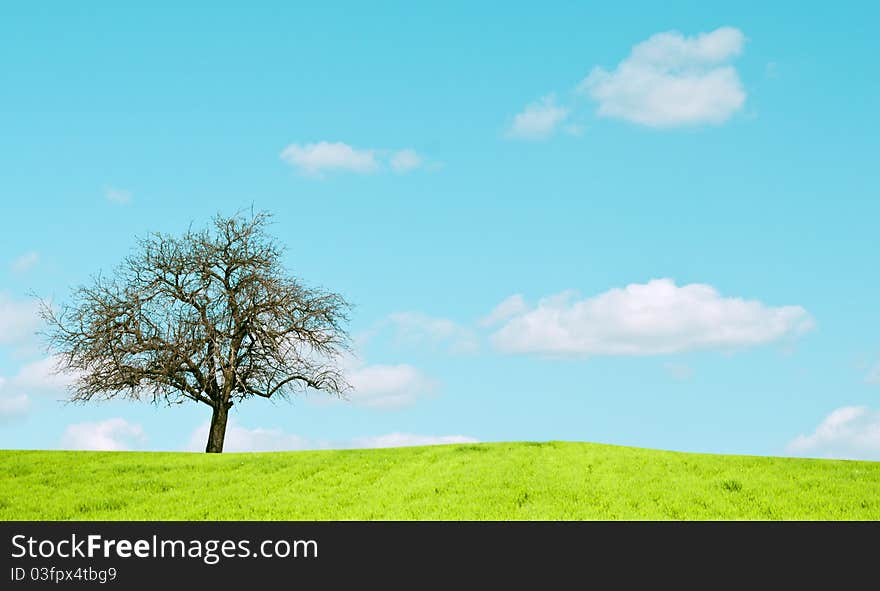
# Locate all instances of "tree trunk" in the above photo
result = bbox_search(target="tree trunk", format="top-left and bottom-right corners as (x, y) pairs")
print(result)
(205, 403), (229, 453)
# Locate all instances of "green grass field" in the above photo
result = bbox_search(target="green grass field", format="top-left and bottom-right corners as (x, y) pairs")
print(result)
(1, 442), (878, 520)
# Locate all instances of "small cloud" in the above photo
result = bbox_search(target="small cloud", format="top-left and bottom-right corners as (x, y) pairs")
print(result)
(663, 362), (694, 381)
(11, 251), (39, 273)
(866, 362), (880, 385)
(350, 433), (478, 449)
(105, 186), (132, 204)
(765, 61), (778, 79)
(280, 141), (378, 176)
(390, 149), (423, 173)
(579, 27), (747, 127)
(506, 94), (570, 140)
(280, 142), (429, 177)
(60, 418), (146, 451)
(388, 311), (478, 354)
(787, 406), (880, 461)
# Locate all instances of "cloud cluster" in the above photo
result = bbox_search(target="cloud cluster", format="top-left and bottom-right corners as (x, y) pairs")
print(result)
(487, 279), (813, 356)
(0, 355), (79, 421)
(280, 142), (425, 176)
(0, 296), (74, 421)
(378, 278), (810, 361)
(0, 377), (29, 422)
(787, 407), (880, 461)
(185, 421), (477, 452)
(60, 418), (146, 451)
(506, 27), (747, 135)
(0, 293), (41, 347)
(579, 27), (746, 127)
(186, 422), (310, 452)
(12, 355), (78, 391)
(345, 360), (437, 409)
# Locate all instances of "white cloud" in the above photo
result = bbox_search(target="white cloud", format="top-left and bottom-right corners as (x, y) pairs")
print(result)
(11, 251), (39, 273)
(579, 27), (746, 127)
(480, 294), (528, 327)
(663, 362), (694, 381)
(303, 351), (438, 410)
(0, 355), (79, 421)
(489, 278), (813, 356)
(0, 293), (41, 347)
(350, 432), (479, 448)
(563, 123), (585, 137)
(280, 142), (429, 176)
(506, 94), (570, 140)
(60, 418), (146, 451)
(186, 421), (311, 452)
(0, 393), (29, 421)
(280, 141), (378, 176)
(387, 311), (478, 353)
(346, 361), (437, 409)
(787, 406), (880, 461)
(105, 186), (132, 204)
(185, 421), (477, 452)
(12, 355), (78, 391)
(0, 378), (30, 422)
(390, 149), (423, 173)
(865, 362), (880, 385)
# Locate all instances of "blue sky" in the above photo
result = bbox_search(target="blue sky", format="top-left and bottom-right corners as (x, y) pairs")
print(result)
(1, 2), (878, 458)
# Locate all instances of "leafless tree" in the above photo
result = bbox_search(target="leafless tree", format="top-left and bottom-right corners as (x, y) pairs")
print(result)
(40, 211), (351, 452)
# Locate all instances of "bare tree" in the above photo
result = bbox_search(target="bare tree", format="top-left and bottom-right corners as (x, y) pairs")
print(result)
(40, 211), (351, 453)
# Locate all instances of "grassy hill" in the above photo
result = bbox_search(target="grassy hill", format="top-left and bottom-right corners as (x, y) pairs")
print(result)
(1, 442), (878, 520)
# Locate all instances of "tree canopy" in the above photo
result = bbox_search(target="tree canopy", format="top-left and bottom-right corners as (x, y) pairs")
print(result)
(41, 211), (351, 452)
